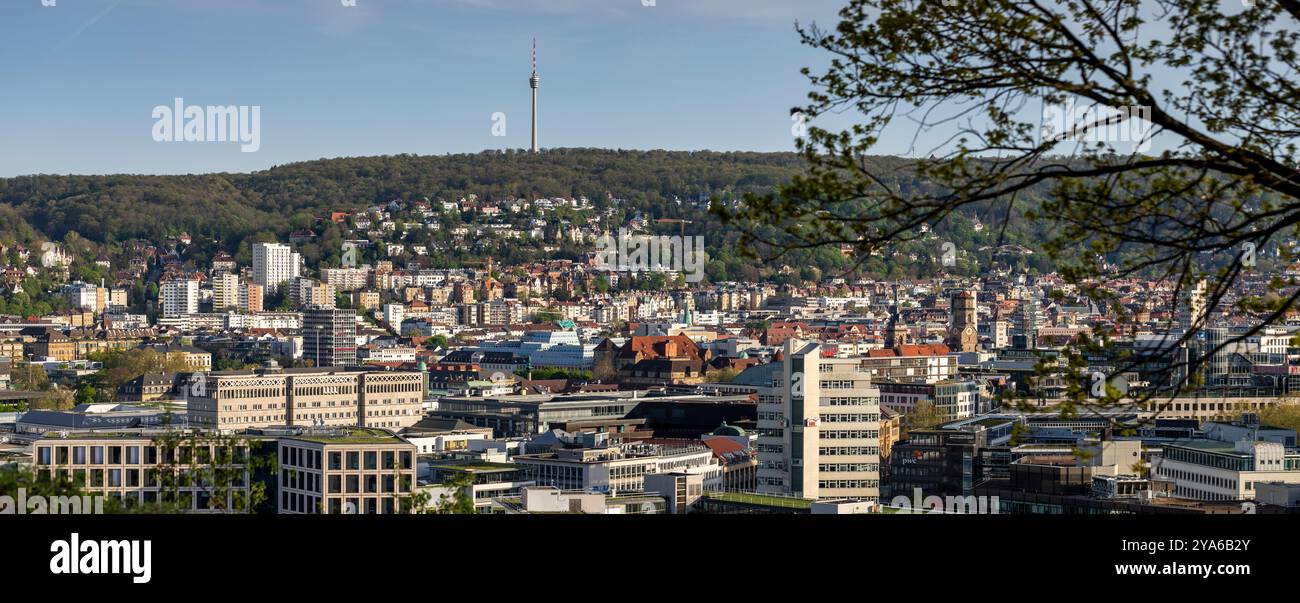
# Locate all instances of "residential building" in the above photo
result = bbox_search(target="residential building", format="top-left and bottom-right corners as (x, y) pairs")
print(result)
(252, 242), (301, 289)
(237, 282), (263, 314)
(213, 272), (240, 312)
(161, 279), (199, 317)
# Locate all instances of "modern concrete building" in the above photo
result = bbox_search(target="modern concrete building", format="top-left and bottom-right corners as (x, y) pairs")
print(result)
(31, 431), (256, 513)
(303, 306), (356, 368)
(876, 379), (978, 420)
(276, 426), (418, 514)
(490, 486), (668, 514)
(1154, 440), (1300, 501)
(187, 367), (425, 431)
(511, 437), (720, 494)
(756, 339), (881, 502)
(433, 391), (754, 438)
(423, 461), (534, 512)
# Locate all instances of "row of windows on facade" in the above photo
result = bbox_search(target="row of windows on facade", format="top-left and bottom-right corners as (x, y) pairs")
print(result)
(282, 469), (410, 495)
(1156, 465), (1242, 492)
(821, 430), (881, 439)
(820, 380), (870, 389)
(822, 397), (880, 406)
(213, 381), (421, 400)
(817, 480), (879, 489)
(35, 467), (249, 489)
(819, 414), (881, 423)
(221, 402), (350, 413)
(817, 463), (880, 472)
(294, 495), (408, 514)
(819, 446), (880, 456)
(100, 489), (246, 510)
(282, 447), (413, 472)
(1173, 485), (1237, 501)
(1163, 448), (1292, 472)
(37, 444), (248, 466)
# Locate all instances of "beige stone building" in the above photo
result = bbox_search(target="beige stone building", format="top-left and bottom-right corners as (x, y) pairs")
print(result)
(32, 432), (256, 513)
(187, 368), (425, 431)
(276, 427), (417, 514)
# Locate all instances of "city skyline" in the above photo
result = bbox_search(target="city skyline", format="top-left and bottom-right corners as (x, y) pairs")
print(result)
(0, 0), (1293, 585)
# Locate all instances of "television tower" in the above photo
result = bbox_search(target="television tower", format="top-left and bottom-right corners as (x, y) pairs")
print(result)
(530, 38), (540, 154)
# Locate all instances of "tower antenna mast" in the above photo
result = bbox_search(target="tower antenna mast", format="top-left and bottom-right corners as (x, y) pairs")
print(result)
(530, 38), (540, 154)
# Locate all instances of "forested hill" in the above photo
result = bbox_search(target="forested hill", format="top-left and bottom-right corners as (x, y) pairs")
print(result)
(0, 149), (808, 246)
(0, 149), (1055, 279)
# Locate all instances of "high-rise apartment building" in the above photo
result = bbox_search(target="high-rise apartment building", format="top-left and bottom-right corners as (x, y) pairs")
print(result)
(756, 339), (881, 501)
(252, 242), (301, 289)
(108, 287), (128, 309)
(240, 282), (263, 314)
(293, 278), (336, 309)
(303, 306), (357, 368)
(61, 282), (106, 313)
(213, 272), (240, 312)
(160, 279), (199, 317)
(320, 267), (370, 292)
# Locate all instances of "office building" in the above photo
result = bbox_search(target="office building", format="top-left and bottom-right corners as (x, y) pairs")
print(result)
(424, 462), (534, 512)
(32, 432), (256, 513)
(1154, 440), (1300, 501)
(859, 344), (958, 384)
(276, 426), (418, 514)
(512, 436), (720, 494)
(756, 339), (881, 501)
(303, 306), (356, 368)
(186, 367), (425, 430)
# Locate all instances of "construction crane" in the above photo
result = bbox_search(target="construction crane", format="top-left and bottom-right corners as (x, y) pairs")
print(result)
(655, 218), (693, 238)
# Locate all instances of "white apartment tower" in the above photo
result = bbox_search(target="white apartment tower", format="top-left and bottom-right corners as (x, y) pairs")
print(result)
(161, 279), (199, 317)
(212, 272), (240, 312)
(756, 339), (881, 501)
(253, 242), (301, 289)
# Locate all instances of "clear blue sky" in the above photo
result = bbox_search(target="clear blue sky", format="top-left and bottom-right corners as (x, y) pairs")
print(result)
(0, 0), (851, 177)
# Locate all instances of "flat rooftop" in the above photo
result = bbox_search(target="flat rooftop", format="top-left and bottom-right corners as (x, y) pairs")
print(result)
(703, 491), (813, 510)
(429, 462), (518, 473)
(286, 426), (405, 444)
